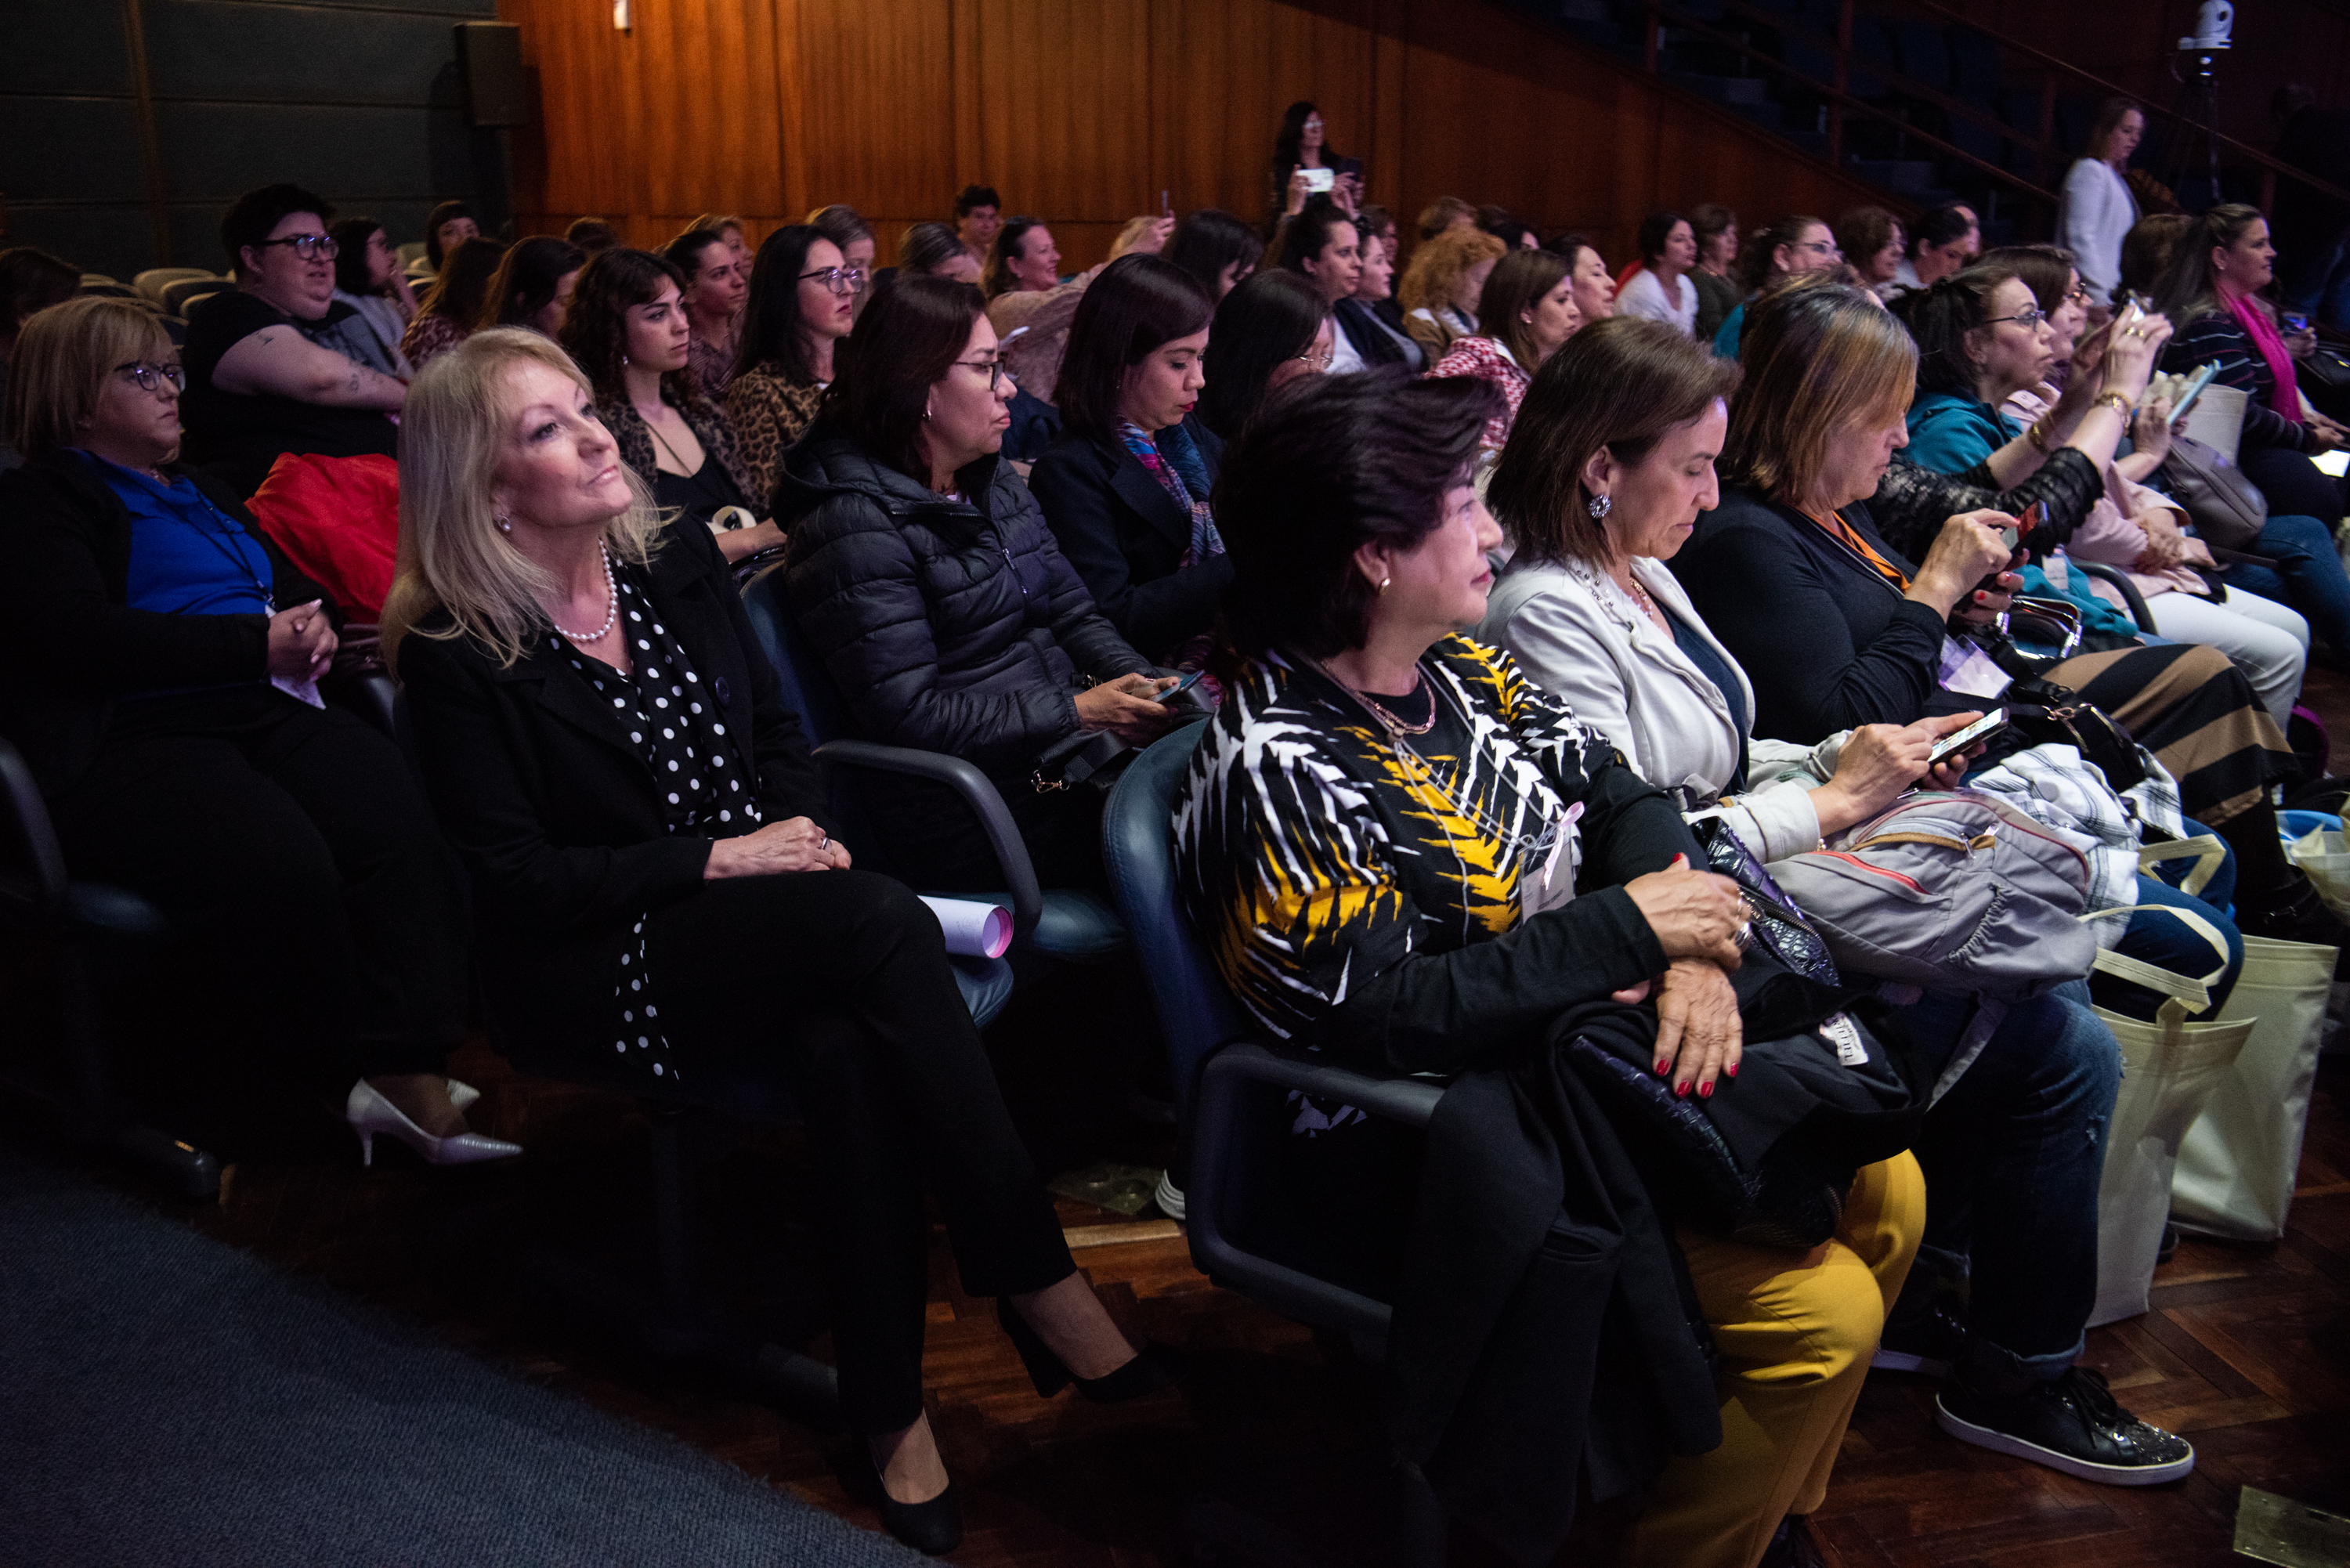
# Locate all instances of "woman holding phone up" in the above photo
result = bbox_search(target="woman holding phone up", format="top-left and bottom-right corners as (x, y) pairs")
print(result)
(1269, 101), (1361, 232)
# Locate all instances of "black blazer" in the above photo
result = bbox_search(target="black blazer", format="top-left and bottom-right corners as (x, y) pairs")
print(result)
(396, 520), (836, 1058)
(0, 449), (340, 797)
(1028, 416), (1230, 660)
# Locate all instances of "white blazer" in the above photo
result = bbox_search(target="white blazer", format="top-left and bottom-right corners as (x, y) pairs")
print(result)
(2057, 158), (2139, 306)
(1480, 551), (1831, 861)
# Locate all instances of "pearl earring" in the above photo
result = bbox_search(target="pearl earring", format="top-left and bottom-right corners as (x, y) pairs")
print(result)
(496, 513), (512, 533)
(1587, 494), (1611, 520)
(1377, 575), (1391, 592)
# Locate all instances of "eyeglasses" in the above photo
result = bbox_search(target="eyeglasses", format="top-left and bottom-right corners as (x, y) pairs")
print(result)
(1795, 240), (1842, 259)
(953, 356), (1007, 390)
(1984, 306), (2048, 329)
(2065, 285), (2093, 306)
(799, 266), (869, 295)
(1294, 345), (1336, 371)
(253, 233), (339, 262)
(113, 360), (186, 395)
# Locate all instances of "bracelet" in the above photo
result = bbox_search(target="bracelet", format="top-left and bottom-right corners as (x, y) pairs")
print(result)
(2026, 414), (2055, 453)
(2094, 391), (2133, 419)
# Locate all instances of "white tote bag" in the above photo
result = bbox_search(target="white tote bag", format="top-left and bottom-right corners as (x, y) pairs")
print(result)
(2086, 904), (2253, 1326)
(2170, 934), (2337, 1241)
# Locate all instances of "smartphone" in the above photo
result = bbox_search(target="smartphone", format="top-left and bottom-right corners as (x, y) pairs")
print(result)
(1160, 188), (1170, 215)
(1300, 168), (1336, 194)
(2284, 313), (2312, 334)
(2166, 360), (2222, 425)
(1156, 668), (1209, 705)
(1929, 710), (2008, 765)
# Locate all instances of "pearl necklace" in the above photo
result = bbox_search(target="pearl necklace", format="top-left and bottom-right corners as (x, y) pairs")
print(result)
(549, 544), (619, 644)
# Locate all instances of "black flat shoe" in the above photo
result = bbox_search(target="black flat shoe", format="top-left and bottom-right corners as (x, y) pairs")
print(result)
(997, 1297), (1188, 1403)
(859, 1446), (963, 1556)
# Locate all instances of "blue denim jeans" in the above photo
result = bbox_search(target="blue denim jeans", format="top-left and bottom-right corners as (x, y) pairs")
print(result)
(2223, 515), (2350, 654)
(2090, 873), (2245, 1020)
(1890, 982), (2122, 1382)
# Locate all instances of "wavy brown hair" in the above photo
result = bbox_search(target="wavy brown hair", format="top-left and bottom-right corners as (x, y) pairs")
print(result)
(1719, 276), (1917, 507)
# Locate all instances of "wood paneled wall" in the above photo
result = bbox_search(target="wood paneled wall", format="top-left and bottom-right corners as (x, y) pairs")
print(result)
(497, 0), (1885, 271)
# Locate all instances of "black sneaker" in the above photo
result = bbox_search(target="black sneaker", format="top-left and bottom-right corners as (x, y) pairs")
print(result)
(1872, 1292), (1965, 1377)
(1935, 1366), (2195, 1485)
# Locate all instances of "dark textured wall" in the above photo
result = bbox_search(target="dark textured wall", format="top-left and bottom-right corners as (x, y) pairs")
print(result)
(1, 0), (507, 282)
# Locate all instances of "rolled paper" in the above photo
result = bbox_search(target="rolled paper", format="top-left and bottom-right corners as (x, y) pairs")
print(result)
(920, 895), (1014, 959)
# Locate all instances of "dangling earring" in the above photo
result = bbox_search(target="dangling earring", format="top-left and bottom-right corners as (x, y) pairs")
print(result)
(1587, 494), (1611, 520)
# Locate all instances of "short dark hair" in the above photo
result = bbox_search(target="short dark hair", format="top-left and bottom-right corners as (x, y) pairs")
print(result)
(1891, 261), (2030, 398)
(416, 237), (506, 328)
(1741, 215), (1827, 291)
(423, 200), (477, 271)
(1198, 269), (1329, 442)
(1977, 244), (2076, 314)
(1833, 205), (1902, 268)
(1215, 370), (1500, 663)
(662, 227), (731, 280)
(0, 247), (81, 341)
(483, 235), (587, 329)
(1272, 197), (1354, 276)
(1476, 247), (1571, 371)
(559, 247), (692, 406)
(1637, 210), (1689, 266)
(1167, 209), (1260, 295)
(956, 185), (1001, 218)
(1908, 203), (1976, 258)
(1479, 209), (1535, 251)
(985, 216), (1047, 299)
(2120, 213), (2193, 298)
(329, 218), (386, 295)
(1489, 316), (1741, 565)
(221, 183), (334, 271)
(1419, 197), (1476, 241)
(1054, 255), (1213, 439)
(735, 224), (831, 385)
(566, 217), (620, 255)
(827, 273), (987, 485)
(898, 221), (969, 276)
(1689, 203), (1737, 248)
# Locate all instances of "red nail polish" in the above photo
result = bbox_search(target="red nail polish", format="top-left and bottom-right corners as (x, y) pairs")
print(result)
(1654, 1059), (1671, 1076)
(1699, 1081), (1713, 1098)
(1676, 1081), (1691, 1098)
(1726, 1061), (1739, 1078)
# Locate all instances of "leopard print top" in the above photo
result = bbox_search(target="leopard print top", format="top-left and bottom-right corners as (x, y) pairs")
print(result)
(725, 361), (825, 511)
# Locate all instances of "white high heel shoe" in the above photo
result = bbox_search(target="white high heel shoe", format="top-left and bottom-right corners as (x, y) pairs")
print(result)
(345, 1079), (523, 1169)
(445, 1078), (481, 1111)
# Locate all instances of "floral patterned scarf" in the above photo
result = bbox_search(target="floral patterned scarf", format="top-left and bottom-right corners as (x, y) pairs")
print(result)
(1117, 419), (1223, 566)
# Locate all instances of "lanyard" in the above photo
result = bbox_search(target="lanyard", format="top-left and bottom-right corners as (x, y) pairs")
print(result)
(1799, 506), (1910, 594)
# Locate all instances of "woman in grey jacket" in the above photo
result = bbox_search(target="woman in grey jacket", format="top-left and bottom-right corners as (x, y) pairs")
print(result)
(778, 275), (1183, 887)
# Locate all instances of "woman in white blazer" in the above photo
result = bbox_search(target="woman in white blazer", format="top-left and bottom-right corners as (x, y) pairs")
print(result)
(1478, 318), (1976, 858)
(2056, 99), (2144, 307)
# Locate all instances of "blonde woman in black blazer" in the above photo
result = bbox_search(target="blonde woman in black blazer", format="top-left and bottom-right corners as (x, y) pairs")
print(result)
(384, 328), (1179, 1556)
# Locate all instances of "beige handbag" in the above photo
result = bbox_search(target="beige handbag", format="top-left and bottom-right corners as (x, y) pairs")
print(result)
(2085, 901), (2252, 1327)
(2170, 934), (2338, 1241)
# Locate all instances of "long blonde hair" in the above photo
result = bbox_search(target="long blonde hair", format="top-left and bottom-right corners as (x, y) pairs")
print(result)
(381, 327), (664, 674)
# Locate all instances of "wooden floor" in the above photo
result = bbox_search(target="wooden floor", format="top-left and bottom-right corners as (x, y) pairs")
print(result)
(13, 683), (2350, 1566)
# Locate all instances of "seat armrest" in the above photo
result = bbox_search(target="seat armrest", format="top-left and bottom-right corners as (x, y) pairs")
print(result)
(0, 736), (68, 927)
(2069, 559), (2157, 633)
(325, 670), (400, 738)
(811, 739), (1042, 943)
(1203, 1042), (1446, 1128)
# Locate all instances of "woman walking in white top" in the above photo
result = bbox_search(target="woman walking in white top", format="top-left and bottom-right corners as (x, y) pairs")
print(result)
(2059, 98), (2145, 308)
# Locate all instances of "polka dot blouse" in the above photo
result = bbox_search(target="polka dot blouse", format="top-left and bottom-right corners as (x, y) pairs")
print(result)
(559, 562), (761, 1082)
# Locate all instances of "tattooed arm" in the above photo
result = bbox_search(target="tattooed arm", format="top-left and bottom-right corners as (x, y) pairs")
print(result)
(213, 325), (407, 410)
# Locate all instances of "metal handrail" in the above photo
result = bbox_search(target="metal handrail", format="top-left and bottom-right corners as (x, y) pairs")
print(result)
(1645, 0), (2058, 209)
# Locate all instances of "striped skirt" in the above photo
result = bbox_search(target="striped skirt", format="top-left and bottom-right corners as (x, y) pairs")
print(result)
(2044, 642), (2291, 825)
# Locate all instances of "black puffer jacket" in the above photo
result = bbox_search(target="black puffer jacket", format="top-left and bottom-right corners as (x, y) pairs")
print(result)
(776, 423), (1150, 780)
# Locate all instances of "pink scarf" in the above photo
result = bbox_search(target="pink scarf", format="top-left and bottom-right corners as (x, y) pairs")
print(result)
(2228, 292), (2303, 422)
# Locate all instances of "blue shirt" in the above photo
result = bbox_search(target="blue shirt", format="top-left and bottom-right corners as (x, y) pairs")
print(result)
(77, 450), (273, 618)
(1663, 605), (1749, 792)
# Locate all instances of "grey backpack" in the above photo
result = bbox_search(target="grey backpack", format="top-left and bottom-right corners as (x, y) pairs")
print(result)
(1765, 790), (2099, 1001)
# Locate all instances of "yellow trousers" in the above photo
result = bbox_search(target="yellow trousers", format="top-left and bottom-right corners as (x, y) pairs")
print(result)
(1618, 1151), (1925, 1568)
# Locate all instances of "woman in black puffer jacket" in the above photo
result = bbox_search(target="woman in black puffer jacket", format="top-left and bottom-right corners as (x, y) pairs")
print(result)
(779, 276), (1184, 888)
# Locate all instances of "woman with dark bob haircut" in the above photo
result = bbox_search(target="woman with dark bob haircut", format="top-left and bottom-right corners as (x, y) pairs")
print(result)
(778, 274), (1183, 889)
(400, 235), (505, 372)
(1029, 255), (1225, 663)
(385, 327), (1174, 1558)
(1166, 208), (1260, 299)
(479, 234), (585, 337)
(1197, 268), (1332, 441)
(1176, 367), (1922, 1566)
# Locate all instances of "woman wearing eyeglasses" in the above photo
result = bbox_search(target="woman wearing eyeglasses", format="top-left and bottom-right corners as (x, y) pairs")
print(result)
(725, 226), (859, 509)
(181, 184), (407, 498)
(779, 276), (1183, 891)
(560, 248), (778, 567)
(1196, 269), (1333, 442)
(1707, 215), (1839, 360)
(0, 297), (493, 1169)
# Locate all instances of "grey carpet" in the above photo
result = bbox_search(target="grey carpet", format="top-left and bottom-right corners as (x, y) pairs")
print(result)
(0, 1146), (925, 1567)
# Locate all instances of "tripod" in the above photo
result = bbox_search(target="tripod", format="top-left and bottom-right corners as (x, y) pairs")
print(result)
(2166, 48), (2225, 208)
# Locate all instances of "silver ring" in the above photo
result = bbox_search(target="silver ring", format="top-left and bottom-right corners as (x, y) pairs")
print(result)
(818, 835), (830, 852)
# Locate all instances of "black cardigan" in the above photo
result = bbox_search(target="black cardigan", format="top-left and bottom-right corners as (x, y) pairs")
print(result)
(1669, 488), (1950, 743)
(0, 448), (341, 797)
(394, 520), (835, 1058)
(1027, 415), (1230, 660)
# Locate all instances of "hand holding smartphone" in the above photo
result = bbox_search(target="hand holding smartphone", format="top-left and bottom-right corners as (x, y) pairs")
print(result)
(1928, 709), (2008, 766)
